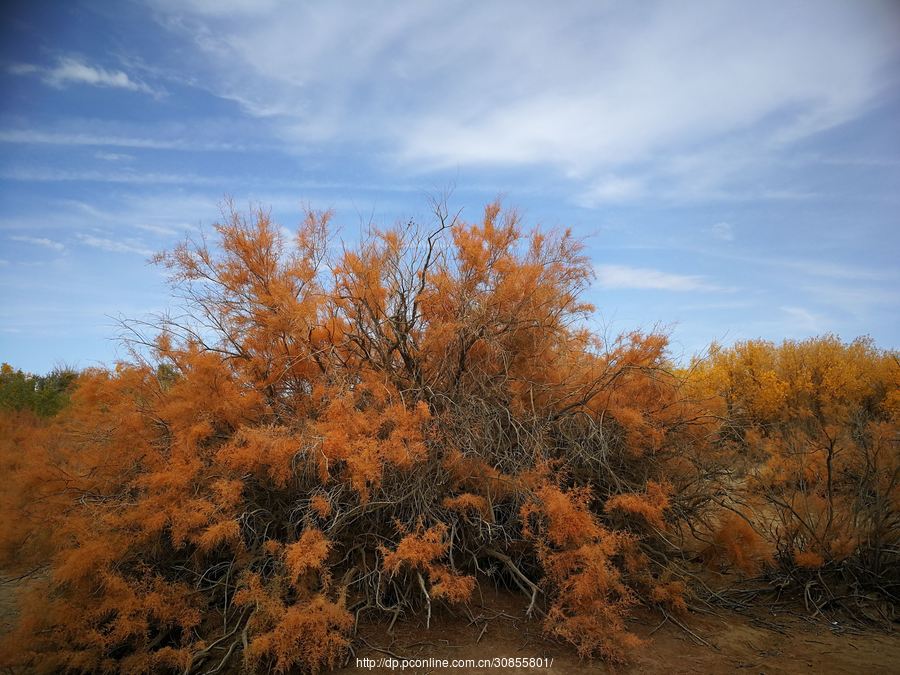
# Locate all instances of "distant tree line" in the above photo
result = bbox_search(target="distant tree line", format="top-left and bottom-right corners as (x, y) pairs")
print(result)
(0, 362), (78, 417)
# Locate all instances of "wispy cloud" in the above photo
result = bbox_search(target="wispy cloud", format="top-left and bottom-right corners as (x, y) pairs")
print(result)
(1, 195), (216, 246)
(76, 234), (153, 257)
(0, 167), (225, 186)
(8, 57), (158, 95)
(9, 235), (65, 251)
(94, 151), (134, 162)
(776, 259), (894, 282)
(801, 283), (900, 318)
(595, 264), (725, 292)
(152, 0), (282, 17)
(0, 128), (242, 151)
(147, 0), (899, 200)
(780, 305), (826, 333)
(134, 223), (181, 237)
(636, 244), (896, 284)
(710, 222), (735, 241)
(578, 176), (645, 205)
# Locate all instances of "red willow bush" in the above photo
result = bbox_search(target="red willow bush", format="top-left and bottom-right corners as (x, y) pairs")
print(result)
(0, 201), (895, 672)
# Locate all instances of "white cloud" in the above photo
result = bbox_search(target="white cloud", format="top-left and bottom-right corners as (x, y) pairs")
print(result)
(7, 63), (39, 75)
(9, 235), (65, 251)
(152, 0), (281, 17)
(801, 283), (900, 318)
(147, 0), (899, 195)
(0, 128), (242, 151)
(578, 176), (645, 205)
(8, 57), (158, 95)
(0, 167), (225, 186)
(710, 222), (734, 241)
(134, 223), (181, 236)
(595, 264), (724, 292)
(779, 259), (894, 282)
(76, 234), (153, 257)
(1, 194), (219, 241)
(94, 151), (134, 161)
(780, 306), (826, 333)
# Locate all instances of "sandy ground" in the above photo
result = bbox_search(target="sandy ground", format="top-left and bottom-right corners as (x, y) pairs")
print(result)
(2, 576), (896, 673)
(334, 588), (899, 675)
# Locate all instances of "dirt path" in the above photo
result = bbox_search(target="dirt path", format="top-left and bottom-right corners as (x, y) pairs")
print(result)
(2, 578), (895, 673)
(335, 590), (899, 675)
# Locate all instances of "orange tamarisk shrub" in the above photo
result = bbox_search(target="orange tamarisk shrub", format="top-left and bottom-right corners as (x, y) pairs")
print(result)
(310, 493), (333, 519)
(231, 528), (352, 674)
(521, 483), (642, 662)
(693, 336), (899, 586)
(701, 512), (771, 576)
(605, 480), (672, 530)
(233, 562), (352, 674)
(442, 493), (492, 520)
(314, 371), (431, 500)
(0, 199), (746, 672)
(380, 522), (475, 608)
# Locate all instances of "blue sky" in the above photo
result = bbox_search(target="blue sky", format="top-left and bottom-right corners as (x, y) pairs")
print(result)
(1, 0), (898, 373)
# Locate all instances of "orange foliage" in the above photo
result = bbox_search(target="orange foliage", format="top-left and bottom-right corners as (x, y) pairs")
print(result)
(381, 523), (475, 605)
(443, 493), (492, 519)
(694, 336), (899, 575)
(2, 200), (893, 673)
(523, 482), (643, 662)
(794, 550), (826, 570)
(285, 528), (332, 584)
(315, 375), (431, 501)
(310, 493), (333, 518)
(234, 573), (352, 674)
(703, 512), (770, 576)
(605, 481), (671, 529)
